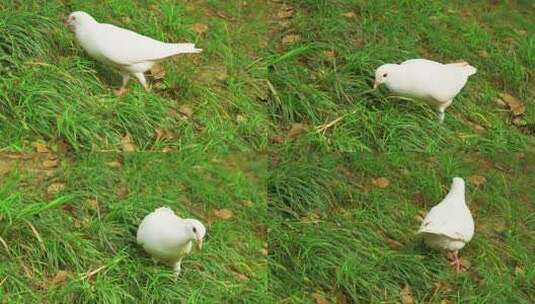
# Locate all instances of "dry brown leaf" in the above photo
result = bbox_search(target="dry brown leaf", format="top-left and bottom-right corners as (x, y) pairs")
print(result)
(282, 34), (301, 45)
(499, 93), (525, 116)
(178, 105), (194, 118)
(106, 160), (122, 168)
(214, 208), (233, 220)
(47, 182), (65, 194)
(336, 291), (349, 304)
(192, 23), (209, 34)
(86, 198), (99, 210)
(116, 183), (128, 199)
(385, 238), (403, 250)
(341, 11), (357, 18)
(469, 175), (487, 186)
(460, 257), (471, 270)
(288, 123), (306, 139)
(42, 159), (59, 168)
(150, 64), (165, 80)
(323, 50), (336, 58)
(121, 134), (136, 152)
(277, 6), (294, 19)
(50, 270), (69, 285)
(231, 270), (249, 282)
(312, 292), (329, 304)
(372, 177), (390, 188)
(32, 142), (50, 153)
(400, 285), (414, 304)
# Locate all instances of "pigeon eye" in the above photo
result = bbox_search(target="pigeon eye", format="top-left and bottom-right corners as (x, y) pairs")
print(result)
(192, 227), (197, 233)
(383, 73), (388, 77)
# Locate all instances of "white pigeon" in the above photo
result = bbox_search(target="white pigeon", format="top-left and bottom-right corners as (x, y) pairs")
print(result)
(66, 11), (202, 95)
(137, 207), (206, 275)
(373, 59), (477, 122)
(417, 177), (474, 272)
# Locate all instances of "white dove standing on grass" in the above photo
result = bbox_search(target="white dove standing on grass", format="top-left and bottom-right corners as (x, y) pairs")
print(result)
(417, 177), (474, 272)
(137, 207), (206, 275)
(66, 11), (202, 95)
(373, 59), (477, 122)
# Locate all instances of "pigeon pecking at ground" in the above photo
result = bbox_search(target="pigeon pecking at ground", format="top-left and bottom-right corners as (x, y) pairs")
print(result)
(417, 177), (474, 272)
(66, 11), (202, 95)
(137, 207), (206, 275)
(373, 59), (476, 122)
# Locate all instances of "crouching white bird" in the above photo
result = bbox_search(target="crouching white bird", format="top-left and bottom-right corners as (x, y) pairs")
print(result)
(373, 59), (476, 122)
(137, 207), (206, 275)
(66, 11), (202, 95)
(417, 177), (474, 272)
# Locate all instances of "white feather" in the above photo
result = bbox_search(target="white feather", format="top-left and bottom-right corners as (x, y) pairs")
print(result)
(417, 177), (474, 252)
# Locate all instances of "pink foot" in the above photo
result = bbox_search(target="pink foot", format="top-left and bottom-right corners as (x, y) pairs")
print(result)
(449, 251), (461, 273)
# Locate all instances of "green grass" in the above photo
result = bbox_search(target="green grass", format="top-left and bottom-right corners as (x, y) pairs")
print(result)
(268, 0), (535, 152)
(0, 152), (268, 303)
(2, 0), (535, 303)
(269, 152), (535, 303)
(0, 0), (268, 152)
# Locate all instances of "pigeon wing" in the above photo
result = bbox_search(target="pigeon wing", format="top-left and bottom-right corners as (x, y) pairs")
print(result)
(92, 24), (189, 65)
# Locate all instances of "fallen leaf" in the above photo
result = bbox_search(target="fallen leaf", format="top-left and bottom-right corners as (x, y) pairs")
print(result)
(341, 11), (357, 18)
(116, 182), (128, 199)
(372, 177), (390, 188)
(288, 123), (306, 138)
(50, 270), (69, 285)
(192, 23), (209, 34)
(260, 248), (268, 256)
(155, 128), (173, 142)
(282, 34), (301, 45)
(336, 291), (349, 304)
(86, 198), (99, 210)
(400, 285), (414, 304)
(178, 105), (194, 118)
(323, 50), (336, 58)
(214, 208), (233, 220)
(312, 292), (329, 304)
(32, 142), (50, 153)
(150, 64), (165, 80)
(277, 6), (294, 19)
(433, 281), (452, 293)
(47, 182), (65, 194)
(385, 238), (403, 250)
(469, 175), (487, 186)
(106, 160), (122, 168)
(42, 159), (59, 168)
(499, 93), (525, 116)
(231, 270), (249, 281)
(460, 257), (471, 270)
(121, 134), (136, 152)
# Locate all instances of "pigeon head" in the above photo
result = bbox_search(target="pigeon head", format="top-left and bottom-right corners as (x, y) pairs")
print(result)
(66, 11), (97, 32)
(184, 219), (206, 250)
(451, 177), (465, 191)
(373, 64), (398, 89)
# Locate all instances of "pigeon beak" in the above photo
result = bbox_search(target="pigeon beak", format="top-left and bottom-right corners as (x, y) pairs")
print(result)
(196, 239), (203, 250)
(373, 80), (380, 90)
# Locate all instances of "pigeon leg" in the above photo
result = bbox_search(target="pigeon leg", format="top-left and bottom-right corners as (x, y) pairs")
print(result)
(437, 100), (452, 123)
(133, 72), (149, 91)
(114, 74), (130, 96)
(173, 258), (183, 276)
(449, 250), (461, 272)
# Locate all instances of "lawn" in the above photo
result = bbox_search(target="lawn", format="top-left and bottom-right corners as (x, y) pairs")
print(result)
(0, 151), (268, 303)
(1, 0), (269, 153)
(1, 0), (535, 303)
(269, 152), (535, 303)
(268, 0), (534, 152)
